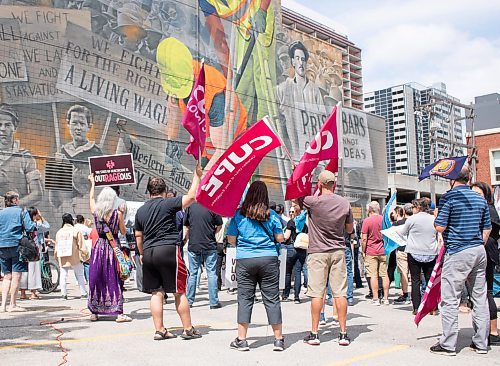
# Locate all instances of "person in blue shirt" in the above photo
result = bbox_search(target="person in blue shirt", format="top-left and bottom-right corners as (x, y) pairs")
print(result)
(0, 191), (35, 313)
(227, 181), (285, 352)
(430, 167), (492, 356)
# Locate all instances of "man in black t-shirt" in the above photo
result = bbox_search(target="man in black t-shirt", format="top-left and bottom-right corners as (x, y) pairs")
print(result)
(184, 203), (223, 309)
(134, 165), (203, 341)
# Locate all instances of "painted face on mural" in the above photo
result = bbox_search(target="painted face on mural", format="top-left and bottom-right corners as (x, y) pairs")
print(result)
(0, 114), (16, 149)
(292, 49), (307, 78)
(68, 112), (90, 146)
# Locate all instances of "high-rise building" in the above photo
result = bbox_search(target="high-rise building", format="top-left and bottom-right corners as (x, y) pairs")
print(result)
(364, 83), (466, 176)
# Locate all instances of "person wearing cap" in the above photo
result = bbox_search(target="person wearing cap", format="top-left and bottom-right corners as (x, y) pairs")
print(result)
(302, 170), (353, 346)
(113, 2), (147, 52)
(0, 104), (43, 207)
(277, 40), (327, 162)
(54, 213), (89, 300)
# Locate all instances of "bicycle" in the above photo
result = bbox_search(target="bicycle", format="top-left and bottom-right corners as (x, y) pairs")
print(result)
(39, 245), (60, 294)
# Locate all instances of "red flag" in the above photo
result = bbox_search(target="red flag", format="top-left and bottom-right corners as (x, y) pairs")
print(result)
(196, 119), (281, 217)
(414, 245), (445, 326)
(285, 106), (339, 200)
(182, 62), (206, 160)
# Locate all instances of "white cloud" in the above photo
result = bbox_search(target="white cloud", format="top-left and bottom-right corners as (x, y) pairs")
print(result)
(285, 0), (500, 103)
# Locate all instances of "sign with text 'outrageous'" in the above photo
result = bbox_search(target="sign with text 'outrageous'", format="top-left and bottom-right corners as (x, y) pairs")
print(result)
(196, 119), (281, 217)
(89, 153), (136, 187)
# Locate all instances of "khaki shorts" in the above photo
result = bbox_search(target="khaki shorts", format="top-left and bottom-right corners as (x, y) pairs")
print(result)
(306, 250), (347, 298)
(365, 255), (387, 278)
(396, 251), (409, 276)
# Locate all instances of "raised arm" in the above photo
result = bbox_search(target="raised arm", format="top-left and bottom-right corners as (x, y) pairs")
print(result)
(182, 162), (203, 209)
(88, 174), (96, 215)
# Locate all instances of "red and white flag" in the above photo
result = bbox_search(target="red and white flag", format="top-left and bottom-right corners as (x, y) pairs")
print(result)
(196, 119), (281, 217)
(285, 106), (339, 200)
(182, 62), (206, 160)
(414, 245), (446, 326)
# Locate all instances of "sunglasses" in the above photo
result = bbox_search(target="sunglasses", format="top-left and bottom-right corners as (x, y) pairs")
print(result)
(289, 210), (295, 214)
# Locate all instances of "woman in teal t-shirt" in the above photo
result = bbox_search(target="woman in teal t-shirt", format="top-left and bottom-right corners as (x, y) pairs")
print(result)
(227, 181), (285, 351)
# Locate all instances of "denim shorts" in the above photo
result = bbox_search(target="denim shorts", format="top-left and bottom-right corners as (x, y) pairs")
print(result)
(0, 246), (28, 274)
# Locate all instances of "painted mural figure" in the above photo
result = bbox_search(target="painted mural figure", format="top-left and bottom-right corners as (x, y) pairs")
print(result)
(50, 105), (103, 211)
(0, 104), (43, 207)
(157, 37), (247, 172)
(277, 40), (327, 161)
(199, 0), (277, 124)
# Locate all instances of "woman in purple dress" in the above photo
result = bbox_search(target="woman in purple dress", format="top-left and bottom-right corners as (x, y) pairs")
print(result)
(87, 174), (131, 322)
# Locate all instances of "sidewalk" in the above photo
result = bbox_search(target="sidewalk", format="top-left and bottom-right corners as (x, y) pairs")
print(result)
(1, 280), (499, 366)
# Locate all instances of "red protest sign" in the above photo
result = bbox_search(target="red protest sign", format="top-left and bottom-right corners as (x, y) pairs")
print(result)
(89, 153), (136, 187)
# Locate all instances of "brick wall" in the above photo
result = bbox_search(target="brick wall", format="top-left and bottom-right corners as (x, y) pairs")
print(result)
(468, 131), (500, 185)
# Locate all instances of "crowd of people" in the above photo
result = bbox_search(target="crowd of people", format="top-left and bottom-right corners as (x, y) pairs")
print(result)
(0, 165), (499, 356)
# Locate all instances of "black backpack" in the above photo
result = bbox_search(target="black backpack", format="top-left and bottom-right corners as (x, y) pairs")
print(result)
(18, 210), (39, 262)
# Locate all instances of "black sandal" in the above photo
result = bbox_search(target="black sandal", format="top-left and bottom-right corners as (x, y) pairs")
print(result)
(154, 328), (177, 341)
(180, 327), (202, 340)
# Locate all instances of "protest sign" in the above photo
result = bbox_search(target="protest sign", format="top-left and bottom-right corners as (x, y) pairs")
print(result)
(57, 239), (72, 258)
(116, 133), (192, 200)
(89, 153), (135, 187)
(0, 7), (90, 104)
(0, 19), (27, 83)
(57, 22), (168, 130)
(224, 247), (287, 289)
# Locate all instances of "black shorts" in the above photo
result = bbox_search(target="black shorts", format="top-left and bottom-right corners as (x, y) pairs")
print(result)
(142, 245), (187, 294)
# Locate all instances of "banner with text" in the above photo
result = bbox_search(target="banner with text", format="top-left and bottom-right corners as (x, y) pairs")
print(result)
(342, 108), (373, 168)
(57, 22), (167, 130)
(89, 153), (135, 187)
(0, 6), (90, 103)
(0, 18), (27, 83)
(196, 119), (281, 217)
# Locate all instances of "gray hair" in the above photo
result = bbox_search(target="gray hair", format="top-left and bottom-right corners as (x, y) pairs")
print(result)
(94, 187), (117, 220)
(367, 201), (380, 214)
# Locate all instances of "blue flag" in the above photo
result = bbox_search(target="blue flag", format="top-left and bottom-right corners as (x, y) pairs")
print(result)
(382, 192), (399, 255)
(418, 156), (467, 181)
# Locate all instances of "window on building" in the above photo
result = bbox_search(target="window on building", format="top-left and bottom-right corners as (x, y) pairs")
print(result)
(491, 150), (500, 184)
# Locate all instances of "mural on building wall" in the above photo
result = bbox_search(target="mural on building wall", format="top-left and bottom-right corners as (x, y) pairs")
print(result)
(0, 0), (377, 225)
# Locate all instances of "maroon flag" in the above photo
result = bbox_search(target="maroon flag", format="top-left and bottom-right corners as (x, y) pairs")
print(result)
(196, 119), (281, 217)
(414, 245), (446, 326)
(285, 106), (339, 200)
(182, 62), (206, 160)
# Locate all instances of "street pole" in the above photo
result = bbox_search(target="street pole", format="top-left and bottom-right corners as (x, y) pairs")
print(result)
(340, 157), (345, 196)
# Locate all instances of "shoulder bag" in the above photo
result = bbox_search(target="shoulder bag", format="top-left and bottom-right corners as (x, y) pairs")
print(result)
(103, 223), (132, 281)
(257, 221), (281, 256)
(294, 233), (309, 250)
(19, 210), (40, 262)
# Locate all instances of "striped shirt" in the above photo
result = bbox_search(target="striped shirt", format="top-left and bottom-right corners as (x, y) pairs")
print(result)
(435, 185), (492, 254)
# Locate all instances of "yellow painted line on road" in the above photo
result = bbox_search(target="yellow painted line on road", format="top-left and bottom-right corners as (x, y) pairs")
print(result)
(0, 325), (213, 351)
(327, 344), (410, 366)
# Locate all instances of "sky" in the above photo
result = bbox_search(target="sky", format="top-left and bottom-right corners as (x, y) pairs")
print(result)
(283, 0), (500, 104)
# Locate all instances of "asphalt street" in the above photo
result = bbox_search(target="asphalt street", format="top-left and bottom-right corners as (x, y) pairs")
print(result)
(1, 278), (499, 366)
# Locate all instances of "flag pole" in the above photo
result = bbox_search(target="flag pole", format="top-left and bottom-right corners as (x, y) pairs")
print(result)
(262, 115), (295, 166)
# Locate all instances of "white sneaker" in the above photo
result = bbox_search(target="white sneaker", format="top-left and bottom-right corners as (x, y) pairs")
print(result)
(382, 299), (390, 305)
(370, 299), (380, 306)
